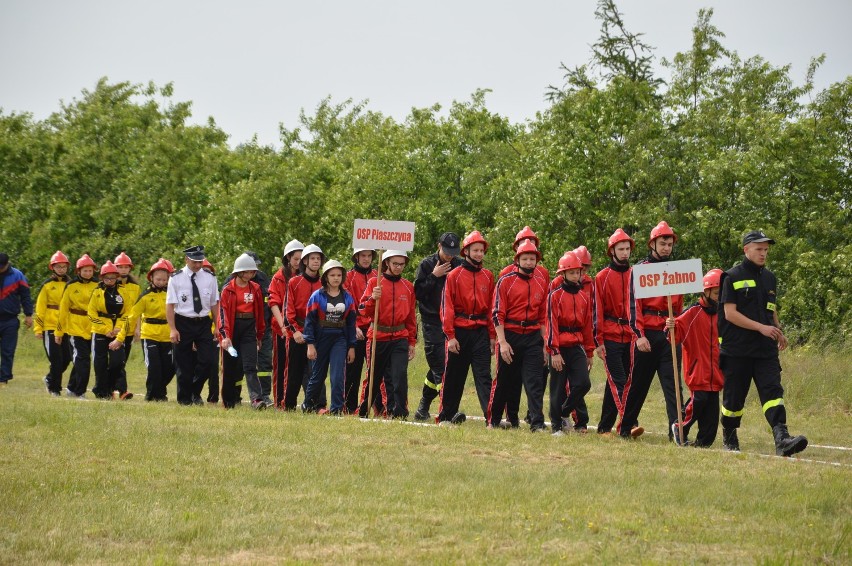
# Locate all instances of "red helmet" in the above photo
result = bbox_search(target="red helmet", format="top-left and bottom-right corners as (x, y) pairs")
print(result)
(556, 251), (583, 274)
(462, 230), (489, 256)
(147, 259), (172, 280)
(648, 221), (678, 248)
(75, 254), (97, 271)
(607, 229), (635, 257)
(202, 259), (215, 274)
(162, 258), (175, 273)
(573, 245), (591, 267)
(514, 239), (541, 262)
(49, 251), (70, 268)
(100, 261), (119, 276)
(703, 268), (724, 290)
(114, 252), (134, 267)
(513, 226), (539, 249)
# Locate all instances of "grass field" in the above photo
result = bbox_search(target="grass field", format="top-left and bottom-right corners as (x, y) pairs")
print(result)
(1, 329), (850, 564)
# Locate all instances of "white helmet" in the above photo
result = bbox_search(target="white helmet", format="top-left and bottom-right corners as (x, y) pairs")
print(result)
(232, 253), (259, 274)
(282, 239), (304, 258)
(352, 247), (375, 262)
(301, 244), (325, 267)
(381, 250), (408, 268)
(321, 259), (344, 274)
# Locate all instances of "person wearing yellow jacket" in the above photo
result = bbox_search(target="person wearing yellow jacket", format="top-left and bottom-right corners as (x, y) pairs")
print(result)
(56, 254), (98, 398)
(89, 261), (134, 400)
(129, 259), (174, 401)
(114, 252), (141, 391)
(34, 251), (72, 396)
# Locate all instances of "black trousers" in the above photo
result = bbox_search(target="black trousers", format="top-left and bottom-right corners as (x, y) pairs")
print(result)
(256, 325), (273, 400)
(42, 330), (71, 393)
(437, 326), (492, 422)
(119, 335), (134, 395)
(488, 330), (545, 429)
(360, 338), (409, 418)
(720, 354), (786, 430)
(222, 318), (260, 408)
(619, 329), (683, 437)
(421, 322), (446, 404)
(597, 340), (633, 433)
(66, 335), (92, 396)
(142, 338), (174, 401)
(92, 333), (127, 398)
(174, 314), (215, 405)
(682, 390), (720, 447)
(283, 337), (325, 410)
(550, 345), (591, 432)
(344, 330), (368, 413)
(272, 333), (287, 408)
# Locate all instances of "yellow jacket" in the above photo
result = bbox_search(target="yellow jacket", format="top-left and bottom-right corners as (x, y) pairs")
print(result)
(128, 288), (170, 342)
(34, 276), (69, 333)
(121, 279), (141, 307)
(56, 278), (98, 339)
(87, 284), (132, 342)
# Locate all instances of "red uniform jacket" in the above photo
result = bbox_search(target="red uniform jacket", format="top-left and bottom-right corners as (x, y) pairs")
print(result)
(285, 272), (321, 337)
(546, 282), (594, 357)
(267, 268), (289, 337)
(492, 271), (547, 335)
(344, 266), (377, 330)
(633, 258), (683, 337)
(594, 261), (639, 346)
(218, 279), (266, 344)
(441, 261), (496, 341)
(359, 274), (417, 345)
(669, 298), (723, 392)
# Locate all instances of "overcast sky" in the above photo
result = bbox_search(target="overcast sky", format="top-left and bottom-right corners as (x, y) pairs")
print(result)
(2, 1), (850, 148)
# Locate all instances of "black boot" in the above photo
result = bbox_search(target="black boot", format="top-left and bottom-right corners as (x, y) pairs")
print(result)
(414, 397), (431, 421)
(773, 424), (808, 457)
(722, 428), (740, 452)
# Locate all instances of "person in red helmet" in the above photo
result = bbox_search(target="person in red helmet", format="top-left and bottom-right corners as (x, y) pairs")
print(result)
(269, 239), (304, 409)
(619, 221), (685, 440)
(89, 261), (134, 399)
(437, 231), (495, 424)
(570, 245), (594, 432)
(129, 259), (174, 401)
(114, 252), (141, 396)
(594, 229), (640, 436)
(665, 268), (725, 447)
(34, 251), (72, 396)
(487, 239), (549, 431)
(546, 251), (594, 435)
(56, 254), (98, 398)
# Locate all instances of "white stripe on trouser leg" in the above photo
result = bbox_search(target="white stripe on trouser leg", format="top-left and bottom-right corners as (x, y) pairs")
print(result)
(43, 331), (51, 357)
(142, 339), (151, 368)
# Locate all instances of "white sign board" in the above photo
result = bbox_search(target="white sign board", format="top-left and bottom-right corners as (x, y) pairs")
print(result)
(632, 258), (704, 299)
(352, 219), (416, 252)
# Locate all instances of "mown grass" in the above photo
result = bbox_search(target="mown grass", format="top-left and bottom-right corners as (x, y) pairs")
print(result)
(1, 330), (850, 564)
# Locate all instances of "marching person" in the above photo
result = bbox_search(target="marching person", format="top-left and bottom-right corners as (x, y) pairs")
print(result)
(88, 261), (133, 400)
(0, 253), (33, 386)
(594, 229), (640, 437)
(114, 252), (141, 395)
(546, 251), (594, 435)
(166, 245), (219, 406)
(269, 239), (304, 409)
(436, 231), (495, 424)
(717, 231), (807, 457)
(666, 269), (725, 447)
(218, 254), (266, 409)
(34, 251), (72, 396)
(344, 248), (377, 414)
(56, 254), (98, 398)
(487, 239), (549, 432)
(413, 232), (462, 420)
(129, 259), (174, 401)
(570, 245), (594, 433)
(619, 221), (684, 440)
(358, 250), (417, 419)
(283, 243), (326, 410)
(302, 260), (357, 414)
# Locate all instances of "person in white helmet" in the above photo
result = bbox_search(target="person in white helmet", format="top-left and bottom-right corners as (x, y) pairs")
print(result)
(268, 239), (303, 409)
(343, 248), (380, 414)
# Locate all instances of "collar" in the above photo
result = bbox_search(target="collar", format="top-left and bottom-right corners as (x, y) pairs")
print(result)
(382, 273), (402, 282)
(301, 272), (320, 283)
(353, 264), (373, 275)
(609, 259), (630, 273)
(741, 257), (763, 274)
(561, 280), (581, 293)
(462, 259), (482, 272)
(699, 295), (718, 315)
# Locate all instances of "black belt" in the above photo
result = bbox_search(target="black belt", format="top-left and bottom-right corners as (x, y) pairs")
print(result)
(97, 311), (119, 321)
(70, 308), (87, 316)
(605, 315), (630, 325)
(377, 324), (405, 333)
(47, 305), (59, 310)
(176, 314), (209, 321)
(505, 318), (538, 328)
(235, 313), (255, 319)
(145, 318), (167, 325)
(559, 326), (581, 333)
(320, 320), (344, 328)
(642, 309), (668, 317)
(455, 312), (487, 321)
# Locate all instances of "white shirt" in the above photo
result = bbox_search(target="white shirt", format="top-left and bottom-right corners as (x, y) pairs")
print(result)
(166, 266), (219, 317)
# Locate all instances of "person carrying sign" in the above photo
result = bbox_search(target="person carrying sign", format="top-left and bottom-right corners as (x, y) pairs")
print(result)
(717, 231), (807, 457)
(344, 248), (379, 414)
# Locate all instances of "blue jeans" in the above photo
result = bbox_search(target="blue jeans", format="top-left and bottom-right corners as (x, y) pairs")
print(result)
(304, 331), (347, 412)
(0, 317), (21, 381)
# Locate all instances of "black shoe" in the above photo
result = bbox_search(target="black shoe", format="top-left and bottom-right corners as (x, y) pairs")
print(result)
(773, 424), (808, 457)
(722, 428), (740, 452)
(414, 398), (431, 421)
(450, 412), (467, 425)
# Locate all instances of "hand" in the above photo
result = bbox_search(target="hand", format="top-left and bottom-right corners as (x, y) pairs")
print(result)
(551, 353), (564, 372)
(221, 338), (232, 350)
(355, 327), (365, 341)
(257, 340), (262, 352)
(307, 344), (317, 360)
(371, 286), (382, 300)
(636, 337), (651, 353)
(595, 344), (606, 361)
(777, 332), (788, 351)
(35, 332), (43, 340)
(447, 338), (460, 354)
(134, 328), (141, 342)
(587, 356), (594, 371)
(293, 331), (305, 345)
(108, 339), (122, 351)
(347, 347), (355, 364)
(24, 316), (33, 328)
(542, 345), (549, 366)
(432, 262), (452, 278)
(54, 334), (62, 345)
(408, 345), (416, 361)
(489, 339), (495, 355)
(665, 317), (676, 331)
(759, 324), (782, 341)
(498, 340), (513, 364)
(170, 329), (181, 344)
